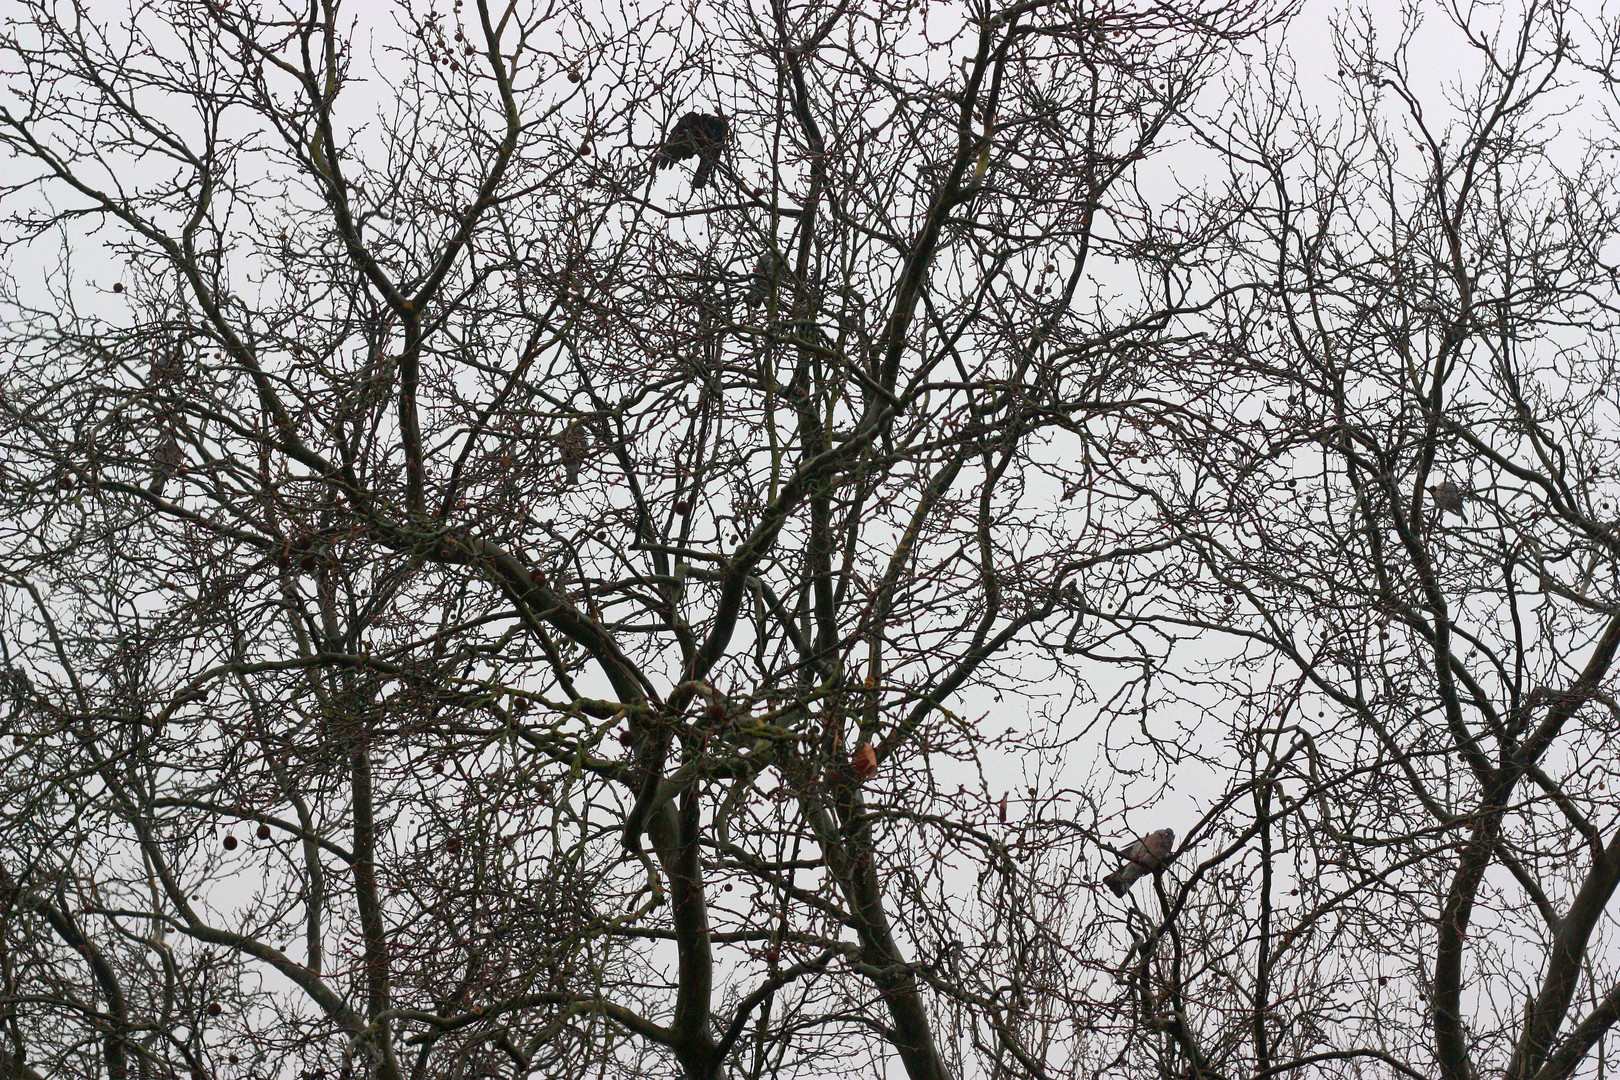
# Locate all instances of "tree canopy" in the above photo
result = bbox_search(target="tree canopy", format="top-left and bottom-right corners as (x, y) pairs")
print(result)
(6, 1), (1620, 1079)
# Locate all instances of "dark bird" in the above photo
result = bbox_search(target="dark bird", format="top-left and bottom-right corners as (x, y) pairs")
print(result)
(1428, 480), (1467, 520)
(558, 420), (587, 485)
(149, 429), (184, 495)
(744, 248), (787, 307)
(1102, 828), (1174, 896)
(654, 112), (728, 190)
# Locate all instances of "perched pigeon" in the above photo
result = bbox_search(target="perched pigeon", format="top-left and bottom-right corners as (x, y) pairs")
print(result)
(745, 248), (788, 307)
(148, 347), (185, 390)
(557, 420), (587, 485)
(655, 112), (728, 190)
(1428, 481), (1467, 521)
(1102, 828), (1174, 896)
(149, 429), (184, 495)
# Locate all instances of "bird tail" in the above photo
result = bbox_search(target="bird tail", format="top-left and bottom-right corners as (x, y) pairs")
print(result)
(692, 157), (715, 190)
(1102, 871), (1127, 897)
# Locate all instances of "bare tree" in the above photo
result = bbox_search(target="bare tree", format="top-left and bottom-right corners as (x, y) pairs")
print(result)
(1083, 2), (1620, 1079)
(0, 1), (1272, 1079)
